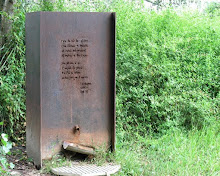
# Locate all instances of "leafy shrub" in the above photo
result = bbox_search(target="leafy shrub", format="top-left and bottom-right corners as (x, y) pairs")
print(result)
(0, 0), (219, 141)
(0, 2), (26, 141)
(0, 122), (14, 174)
(115, 2), (219, 135)
(205, 2), (220, 16)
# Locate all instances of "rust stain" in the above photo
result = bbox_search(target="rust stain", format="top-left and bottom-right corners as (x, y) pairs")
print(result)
(26, 12), (116, 165)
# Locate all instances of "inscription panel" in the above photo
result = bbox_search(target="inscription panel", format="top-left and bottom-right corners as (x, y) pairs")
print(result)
(60, 38), (92, 94)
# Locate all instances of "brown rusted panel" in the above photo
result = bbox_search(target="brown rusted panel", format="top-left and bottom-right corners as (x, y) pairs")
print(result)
(26, 12), (116, 165)
(25, 12), (42, 167)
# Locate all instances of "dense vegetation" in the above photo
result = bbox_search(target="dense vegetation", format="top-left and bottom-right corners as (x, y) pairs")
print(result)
(0, 0), (219, 175)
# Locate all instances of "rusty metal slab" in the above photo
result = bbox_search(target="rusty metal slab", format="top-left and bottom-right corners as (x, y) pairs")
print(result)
(26, 12), (116, 168)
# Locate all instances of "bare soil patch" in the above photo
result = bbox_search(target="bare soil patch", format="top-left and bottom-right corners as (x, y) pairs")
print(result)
(7, 146), (54, 176)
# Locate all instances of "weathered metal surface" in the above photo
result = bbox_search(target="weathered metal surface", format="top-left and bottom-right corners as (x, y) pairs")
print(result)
(26, 12), (116, 167)
(26, 12), (41, 168)
(63, 141), (96, 155)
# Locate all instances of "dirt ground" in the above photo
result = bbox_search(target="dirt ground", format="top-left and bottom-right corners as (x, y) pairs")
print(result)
(7, 146), (54, 176)
(6, 146), (91, 176)
(6, 145), (116, 176)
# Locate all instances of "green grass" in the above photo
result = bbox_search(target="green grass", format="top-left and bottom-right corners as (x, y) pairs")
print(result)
(115, 125), (220, 175)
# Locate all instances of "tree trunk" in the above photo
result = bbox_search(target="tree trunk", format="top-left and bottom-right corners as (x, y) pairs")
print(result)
(0, 0), (14, 49)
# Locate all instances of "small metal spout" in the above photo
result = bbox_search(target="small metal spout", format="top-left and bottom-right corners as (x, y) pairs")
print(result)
(73, 125), (80, 133)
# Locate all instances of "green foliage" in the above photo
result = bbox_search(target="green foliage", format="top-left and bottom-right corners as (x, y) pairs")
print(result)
(90, 145), (115, 166)
(0, 1), (217, 175)
(0, 122), (14, 175)
(0, 0), (219, 141)
(114, 1), (220, 135)
(205, 2), (220, 16)
(0, 1), (26, 141)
